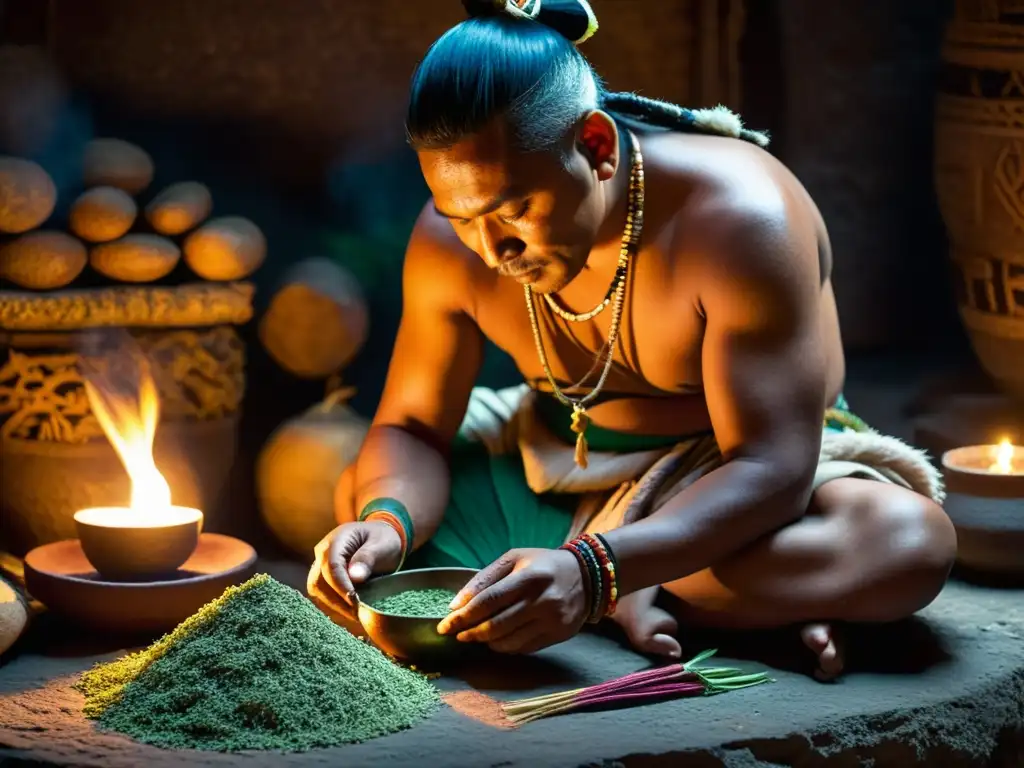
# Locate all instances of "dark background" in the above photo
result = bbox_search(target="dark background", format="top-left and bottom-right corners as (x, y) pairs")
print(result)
(0, 0), (970, 545)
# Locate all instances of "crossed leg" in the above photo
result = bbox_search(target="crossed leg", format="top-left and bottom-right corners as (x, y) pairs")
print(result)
(611, 477), (957, 680)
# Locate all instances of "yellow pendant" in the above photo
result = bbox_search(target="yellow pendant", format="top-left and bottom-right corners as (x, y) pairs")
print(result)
(571, 405), (590, 469)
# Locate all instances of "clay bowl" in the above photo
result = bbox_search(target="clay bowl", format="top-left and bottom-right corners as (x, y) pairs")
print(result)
(74, 506), (203, 581)
(356, 567), (480, 664)
(941, 444), (1024, 578)
(942, 444), (1024, 499)
(946, 493), (1024, 578)
(23, 533), (257, 635)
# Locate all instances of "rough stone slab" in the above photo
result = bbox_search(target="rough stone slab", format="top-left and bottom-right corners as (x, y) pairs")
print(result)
(0, 574), (1022, 768)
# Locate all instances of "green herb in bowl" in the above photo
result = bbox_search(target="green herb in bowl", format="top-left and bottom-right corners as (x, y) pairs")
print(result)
(356, 567), (478, 663)
(371, 588), (458, 618)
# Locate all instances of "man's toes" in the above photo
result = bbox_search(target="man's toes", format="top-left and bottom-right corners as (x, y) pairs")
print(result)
(642, 632), (682, 659)
(800, 622), (844, 681)
(800, 623), (829, 654)
(619, 606), (681, 659)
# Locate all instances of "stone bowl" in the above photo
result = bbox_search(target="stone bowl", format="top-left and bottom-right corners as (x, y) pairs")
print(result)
(356, 567), (480, 664)
(74, 506), (203, 581)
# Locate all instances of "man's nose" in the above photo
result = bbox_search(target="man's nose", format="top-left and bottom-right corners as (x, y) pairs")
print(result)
(476, 219), (523, 268)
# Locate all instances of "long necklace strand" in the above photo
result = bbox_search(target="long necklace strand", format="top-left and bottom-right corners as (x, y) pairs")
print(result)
(543, 266), (622, 322)
(525, 132), (645, 469)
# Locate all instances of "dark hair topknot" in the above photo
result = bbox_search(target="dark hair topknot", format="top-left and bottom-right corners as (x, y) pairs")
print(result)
(407, 1), (769, 153)
(462, 0), (598, 45)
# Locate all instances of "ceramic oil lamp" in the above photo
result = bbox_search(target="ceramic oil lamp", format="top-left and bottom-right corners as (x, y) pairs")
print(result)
(942, 438), (1024, 499)
(73, 364), (203, 581)
(22, 347), (258, 634)
(74, 506), (202, 582)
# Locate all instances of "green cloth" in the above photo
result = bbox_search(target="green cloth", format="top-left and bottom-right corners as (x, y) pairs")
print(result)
(403, 392), (865, 571)
(403, 437), (576, 570)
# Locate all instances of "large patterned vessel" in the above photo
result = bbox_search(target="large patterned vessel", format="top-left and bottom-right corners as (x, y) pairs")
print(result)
(0, 283), (253, 555)
(936, 1), (1024, 398)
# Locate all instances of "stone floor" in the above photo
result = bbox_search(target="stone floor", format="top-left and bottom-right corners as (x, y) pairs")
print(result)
(1, 353), (1023, 768)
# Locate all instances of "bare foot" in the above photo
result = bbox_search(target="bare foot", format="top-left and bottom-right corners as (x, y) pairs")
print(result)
(611, 586), (682, 659)
(800, 622), (844, 681)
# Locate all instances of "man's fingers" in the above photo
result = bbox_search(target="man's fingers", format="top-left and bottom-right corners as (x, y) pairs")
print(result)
(323, 528), (360, 604)
(438, 572), (527, 636)
(449, 552), (520, 612)
(309, 528), (339, 600)
(308, 572), (359, 628)
(348, 523), (401, 583)
(455, 600), (532, 643)
(347, 544), (377, 584)
(321, 558), (355, 607)
(312, 528), (334, 560)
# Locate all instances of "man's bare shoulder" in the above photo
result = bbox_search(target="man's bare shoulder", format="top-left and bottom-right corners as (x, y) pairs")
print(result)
(405, 202), (490, 313)
(643, 132), (823, 275)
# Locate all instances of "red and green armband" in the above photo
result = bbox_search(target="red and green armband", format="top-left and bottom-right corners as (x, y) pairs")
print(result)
(358, 498), (415, 573)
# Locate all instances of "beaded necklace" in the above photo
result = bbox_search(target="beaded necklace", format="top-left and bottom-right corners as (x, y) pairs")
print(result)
(524, 132), (644, 469)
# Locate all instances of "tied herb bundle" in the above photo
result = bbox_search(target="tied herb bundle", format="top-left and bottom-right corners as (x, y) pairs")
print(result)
(501, 649), (772, 725)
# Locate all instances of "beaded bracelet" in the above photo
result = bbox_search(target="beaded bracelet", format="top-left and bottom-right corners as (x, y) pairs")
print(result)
(561, 534), (620, 623)
(562, 533), (620, 622)
(576, 539), (604, 622)
(562, 538), (602, 623)
(561, 540), (595, 619)
(592, 532), (618, 571)
(358, 498), (416, 573)
(582, 532), (619, 618)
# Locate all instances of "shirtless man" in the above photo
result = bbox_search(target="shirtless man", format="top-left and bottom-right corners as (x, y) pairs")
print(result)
(310, 0), (956, 680)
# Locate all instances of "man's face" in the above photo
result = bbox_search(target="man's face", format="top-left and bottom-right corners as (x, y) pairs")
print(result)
(418, 119), (608, 294)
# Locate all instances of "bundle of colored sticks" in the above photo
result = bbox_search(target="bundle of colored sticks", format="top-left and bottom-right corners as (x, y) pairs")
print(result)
(500, 649), (772, 726)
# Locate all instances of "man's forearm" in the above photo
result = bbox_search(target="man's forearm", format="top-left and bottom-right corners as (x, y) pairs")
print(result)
(352, 424), (451, 550)
(602, 457), (814, 596)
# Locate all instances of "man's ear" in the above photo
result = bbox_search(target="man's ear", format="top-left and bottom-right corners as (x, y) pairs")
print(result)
(578, 110), (619, 181)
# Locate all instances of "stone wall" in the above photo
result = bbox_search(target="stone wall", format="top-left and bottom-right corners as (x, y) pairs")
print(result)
(1, 0), (964, 355)
(42, 0), (744, 182)
(773, 0), (961, 350)
(0, 0), (971, 551)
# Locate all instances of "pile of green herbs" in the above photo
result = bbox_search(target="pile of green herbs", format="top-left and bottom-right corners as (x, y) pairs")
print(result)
(76, 574), (441, 752)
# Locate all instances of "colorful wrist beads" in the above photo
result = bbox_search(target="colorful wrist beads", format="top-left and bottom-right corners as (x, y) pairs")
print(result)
(561, 532), (619, 623)
(358, 498), (415, 573)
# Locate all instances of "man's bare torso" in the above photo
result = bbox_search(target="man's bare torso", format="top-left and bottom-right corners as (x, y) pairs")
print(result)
(413, 131), (846, 438)
(323, 112), (955, 684)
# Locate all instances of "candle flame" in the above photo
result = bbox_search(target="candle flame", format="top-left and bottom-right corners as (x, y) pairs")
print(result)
(83, 356), (173, 514)
(990, 438), (1014, 475)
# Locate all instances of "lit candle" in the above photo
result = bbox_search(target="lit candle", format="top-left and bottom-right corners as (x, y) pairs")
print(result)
(989, 438), (1019, 475)
(74, 356), (203, 581)
(942, 437), (1024, 499)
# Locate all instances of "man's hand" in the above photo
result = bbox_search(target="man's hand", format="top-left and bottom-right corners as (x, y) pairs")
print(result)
(436, 548), (588, 654)
(307, 521), (404, 616)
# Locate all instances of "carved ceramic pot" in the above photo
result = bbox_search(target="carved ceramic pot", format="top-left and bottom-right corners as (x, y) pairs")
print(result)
(936, 4), (1024, 399)
(0, 282), (254, 556)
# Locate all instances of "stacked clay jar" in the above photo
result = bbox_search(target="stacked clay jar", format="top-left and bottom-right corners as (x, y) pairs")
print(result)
(0, 135), (268, 556)
(0, 119), (372, 564)
(0, 138), (266, 289)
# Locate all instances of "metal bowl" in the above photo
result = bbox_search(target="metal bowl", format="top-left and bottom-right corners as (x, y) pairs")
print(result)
(356, 567), (480, 664)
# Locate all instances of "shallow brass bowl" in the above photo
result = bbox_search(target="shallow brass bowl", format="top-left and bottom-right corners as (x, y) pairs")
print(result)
(356, 567), (480, 664)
